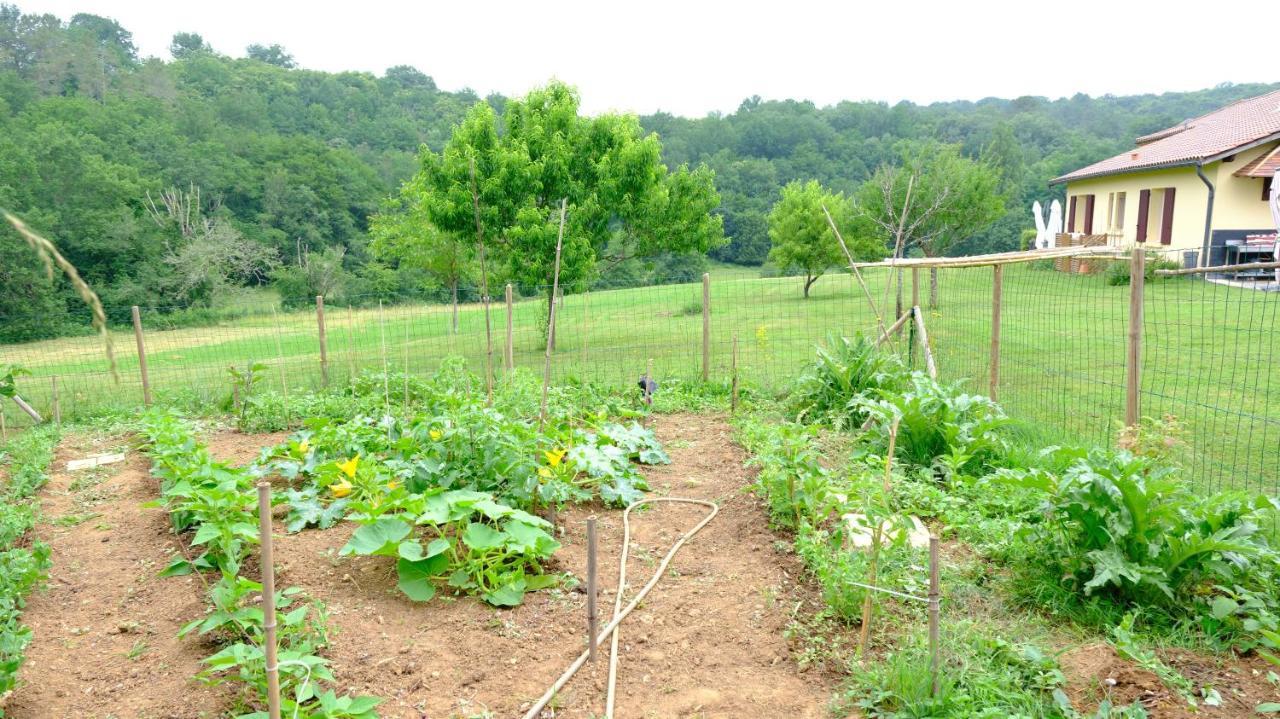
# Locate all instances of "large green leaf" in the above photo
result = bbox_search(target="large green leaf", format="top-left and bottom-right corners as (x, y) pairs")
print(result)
(396, 555), (449, 601)
(462, 522), (506, 551)
(340, 517), (412, 557)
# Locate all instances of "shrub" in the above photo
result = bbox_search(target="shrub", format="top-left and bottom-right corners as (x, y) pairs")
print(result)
(789, 334), (905, 429)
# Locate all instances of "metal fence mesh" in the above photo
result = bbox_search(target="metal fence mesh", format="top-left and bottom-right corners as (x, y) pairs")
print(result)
(2, 260), (1277, 494)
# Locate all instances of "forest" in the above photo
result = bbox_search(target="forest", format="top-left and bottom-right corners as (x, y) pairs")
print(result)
(1, 4), (1277, 342)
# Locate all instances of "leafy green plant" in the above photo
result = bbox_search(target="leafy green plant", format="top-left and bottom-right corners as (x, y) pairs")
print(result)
(0, 364), (30, 399)
(789, 334), (905, 429)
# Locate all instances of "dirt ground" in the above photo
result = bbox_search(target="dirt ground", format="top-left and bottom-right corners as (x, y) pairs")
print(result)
(10, 415), (1278, 719)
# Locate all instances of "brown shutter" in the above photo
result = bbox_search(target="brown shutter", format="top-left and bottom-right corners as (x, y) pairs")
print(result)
(1083, 194), (1095, 234)
(1136, 189), (1151, 243)
(1068, 195), (1077, 232)
(1265, 177), (1274, 202)
(1159, 187), (1176, 245)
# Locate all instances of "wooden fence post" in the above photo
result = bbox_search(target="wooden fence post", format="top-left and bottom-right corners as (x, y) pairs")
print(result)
(315, 295), (330, 387)
(131, 306), (152, 406)
(701, 273), (711, 382)
(910, 268), (920, 362)
(586, 516), (598, 662)
(256, 483), (282, 719)
(731, 333), (739, 415)
(989, 265), (1003, 401)
(504, 283), (514, 374)
(928, 534), (941, 698)
(1125, 248), (1145, 427)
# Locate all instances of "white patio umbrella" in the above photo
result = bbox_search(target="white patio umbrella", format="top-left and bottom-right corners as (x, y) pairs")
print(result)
(1047, 199), (1063, 248)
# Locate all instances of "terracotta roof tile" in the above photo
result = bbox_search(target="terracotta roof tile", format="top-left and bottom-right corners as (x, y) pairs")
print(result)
(1052, 90), (1280, 184)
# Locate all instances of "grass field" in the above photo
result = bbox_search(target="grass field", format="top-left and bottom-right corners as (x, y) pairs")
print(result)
(2, 262), (1277, 492)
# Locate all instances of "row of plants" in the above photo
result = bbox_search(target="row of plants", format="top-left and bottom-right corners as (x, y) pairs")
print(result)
(0, 425), (58, 708)
(741, 333), (1280, 716)
(240, 360), (670, 607)
(138, 410), (381, 719)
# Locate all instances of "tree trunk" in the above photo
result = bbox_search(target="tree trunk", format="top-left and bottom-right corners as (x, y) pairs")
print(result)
(803, 274), (817, 298)
(451, 280), (459, 333)
(895, 269), (904, 317)
(929, 268), (939, 309)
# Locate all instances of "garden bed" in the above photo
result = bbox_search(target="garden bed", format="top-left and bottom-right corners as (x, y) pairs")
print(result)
(8, 415), (838, 718)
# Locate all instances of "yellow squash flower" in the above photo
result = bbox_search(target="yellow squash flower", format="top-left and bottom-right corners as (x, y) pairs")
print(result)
(387, 481), (400, 491)
(330, 480), (353, 498)
(544, 449), (566, 467)
(298, 439), (310, 454)
(338, 455), (360, 479)
(429, 429), (442, 441)
(537, 467), (552, 479)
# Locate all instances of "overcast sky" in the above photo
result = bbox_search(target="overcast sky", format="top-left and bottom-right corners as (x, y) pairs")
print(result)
(14, 0), (1274, 117)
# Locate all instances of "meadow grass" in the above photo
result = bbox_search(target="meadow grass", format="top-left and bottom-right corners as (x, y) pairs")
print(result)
(2, 262), (1276, 492)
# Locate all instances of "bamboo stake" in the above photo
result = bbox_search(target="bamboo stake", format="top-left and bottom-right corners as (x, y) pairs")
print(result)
(50, 376), (60, 426)
(586, 516), (598, 662)
(131, 306), (152, 406)
(315, 296), (329, 387)
(879, 175), (915, 331)
(469, 158), (495, 406)
(345, 305), (356, 383)
(859, 419), (899, 654)
(538, 199), (568, 431)
(823, 204), (886, 338)
(257, 483), (282, 719)
(583, 289), (591, 370)
(1155, 259), (1280, 276)
(504, 283), (514, 374)
(12, 396), (41, 424)
(402, 313), (411, 413)
(270, 308), (289, 414)
(912, 306), (938, 379)
(852, 245), (1124, 269)
(701, 273), (711, 382)
(730, 333), (739, 415)
(928, 534), (941, 698)
(378, 300), (389, 413)
(989, 265), (1003, 401)
(875, 311), (913, 348)
(1125, 248), (1145, 428)
(910, 268), (920, 363)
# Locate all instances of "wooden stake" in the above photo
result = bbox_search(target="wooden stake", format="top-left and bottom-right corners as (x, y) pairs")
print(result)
(270, 308), (290, 410)
(469, 157), (495, 405)
(50, 376), (60, 426)
(701, 273), (711, 382)
(823, 204), (886, 337)
(586, 516), (598, 662)
(12, 396), (41, 424)
(538, 199), (568, 431)
(1125, 248), (1145, 428)
(315, 295), (329, 387)
(583, 289), (591, 371)
(257, 483), (282, 719)
(928, 534), (941, 698)
(912, 306), (938, 379)
(131, 306), (152, 406)
(402, 313), (411, 413)
(345, 305), (356, 383)
(504, 283), (514, 374)
(989, 265), (1003, 401)
(378, 300), (389, 413)
(910, 268), (920, 362)
(730, 333), (739, 415)
(875, 311), (912, 348)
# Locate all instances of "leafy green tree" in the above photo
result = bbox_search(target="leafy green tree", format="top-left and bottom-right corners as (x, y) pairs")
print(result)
(767, 180), (873, 297)
(245, 43), (294, 68)
(169, 32), (211, 59)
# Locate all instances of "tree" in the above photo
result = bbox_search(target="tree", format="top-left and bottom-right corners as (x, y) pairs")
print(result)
(246, 43), (294, 68)
(169, 32), (211, 59)
(767, 180), (870, 297)
(857, 142), (1006, 307)
(369, 178), (473, 331)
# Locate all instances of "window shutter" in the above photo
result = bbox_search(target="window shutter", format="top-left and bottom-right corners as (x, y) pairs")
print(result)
(1159, 187), (1176, 245)
(1136, 189), (1150, 243)
(1068, 196), (1077, 232)
(1084, 194), (1096, 234)
(1265, 177), (1274, 202)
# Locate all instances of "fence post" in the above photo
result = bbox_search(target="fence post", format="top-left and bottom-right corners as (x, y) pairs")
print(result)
(701, 273), (711, 382)
(989, 265), (1003, 401)
(50, 376), (60, 426)
(504, 283), (514, 373)
(910, 268), (920, 363)
(731, 333), (739, 415)
(256, 483), (282, 719)
(131, 306), (152, 406)
(928, 534), (941, 698)
(586, 516), (598, 662)
(1125, 248), (1145, 427)
(315, 295), (330, 387)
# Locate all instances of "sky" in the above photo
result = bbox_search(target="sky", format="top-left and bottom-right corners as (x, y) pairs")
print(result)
(13, 0), (1275, 117)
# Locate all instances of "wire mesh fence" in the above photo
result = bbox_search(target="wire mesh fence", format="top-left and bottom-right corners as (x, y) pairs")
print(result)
(2, 257), (1277, 494)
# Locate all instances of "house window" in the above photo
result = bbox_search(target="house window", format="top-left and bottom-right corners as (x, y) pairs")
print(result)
(1108, 192), (1126, 231)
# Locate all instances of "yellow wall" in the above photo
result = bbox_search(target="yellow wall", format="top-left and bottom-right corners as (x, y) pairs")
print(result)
(1062, 140), (1278, 253)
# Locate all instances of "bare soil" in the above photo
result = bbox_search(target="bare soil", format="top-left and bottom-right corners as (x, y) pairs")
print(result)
(1059, 642), (1280, 718)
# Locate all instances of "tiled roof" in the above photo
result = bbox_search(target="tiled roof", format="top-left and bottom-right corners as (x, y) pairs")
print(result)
(1234, 145), (1280, 178)
(1051, 90), (1280, 184)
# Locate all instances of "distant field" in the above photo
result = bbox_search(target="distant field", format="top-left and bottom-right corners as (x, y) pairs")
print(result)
(2, 262), (1277, 492)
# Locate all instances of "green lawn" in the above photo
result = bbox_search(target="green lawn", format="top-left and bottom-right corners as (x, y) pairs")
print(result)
(2, 263), (1276, 493)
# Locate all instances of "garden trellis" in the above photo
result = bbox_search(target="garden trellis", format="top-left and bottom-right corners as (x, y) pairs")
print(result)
(3, 243), (1278, 493)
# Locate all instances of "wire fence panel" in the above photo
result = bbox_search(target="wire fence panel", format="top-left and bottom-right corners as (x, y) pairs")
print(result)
(2, 261), (1277, 495)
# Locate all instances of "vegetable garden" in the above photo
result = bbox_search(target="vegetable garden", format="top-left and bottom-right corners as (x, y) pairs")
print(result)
(2, 326), (1280, 717)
